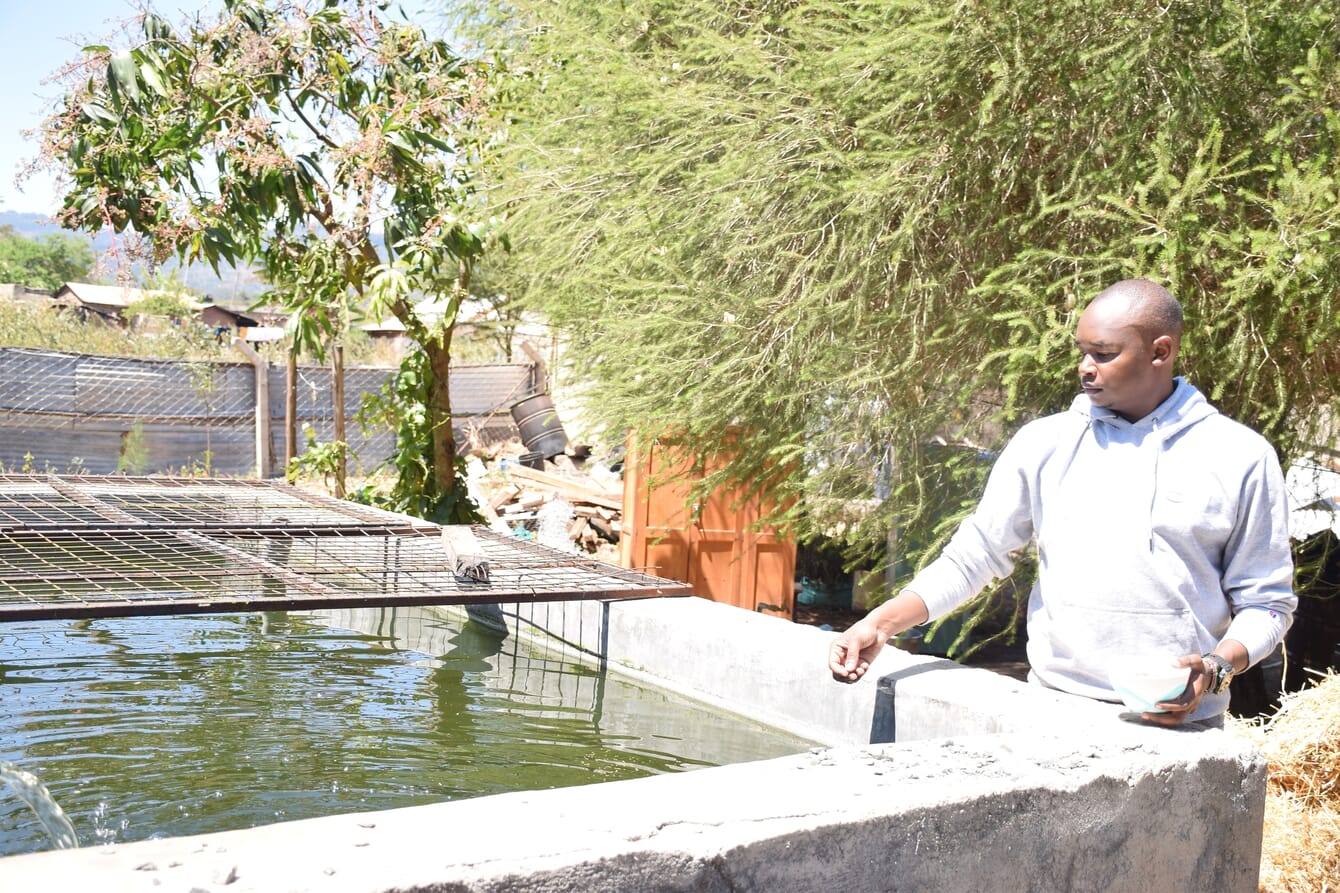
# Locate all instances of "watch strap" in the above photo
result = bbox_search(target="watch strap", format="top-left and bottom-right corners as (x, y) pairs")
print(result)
(1202, 652), (1235, 695)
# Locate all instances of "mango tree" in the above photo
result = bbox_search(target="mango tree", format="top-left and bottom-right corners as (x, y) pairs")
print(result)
(40, 0), (503, 519)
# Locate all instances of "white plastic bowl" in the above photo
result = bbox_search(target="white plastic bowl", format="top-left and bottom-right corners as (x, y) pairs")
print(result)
(1107, 658), (1192, 714)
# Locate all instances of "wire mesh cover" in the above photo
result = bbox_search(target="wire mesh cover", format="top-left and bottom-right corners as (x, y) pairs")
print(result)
(0, 475), (687, 621)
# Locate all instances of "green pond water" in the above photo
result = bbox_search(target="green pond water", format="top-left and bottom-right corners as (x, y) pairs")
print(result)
(0, 606), (815, 858)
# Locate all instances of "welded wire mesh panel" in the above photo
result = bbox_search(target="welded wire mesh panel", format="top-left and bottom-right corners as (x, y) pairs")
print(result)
(446, 364), (542, 415)
(0, 478), (115, 527)
(0, 529), (239, 600)
(281, 364), (539, 420)
(204, 526), (672, 603)
(0, 347), (255, 421)
(0, 348), (78, 413)
(0, 476), (688, 621)
(318, 605), (607, 719)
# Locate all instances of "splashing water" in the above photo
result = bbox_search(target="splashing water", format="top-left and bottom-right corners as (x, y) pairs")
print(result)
(0, 761), (79, 850)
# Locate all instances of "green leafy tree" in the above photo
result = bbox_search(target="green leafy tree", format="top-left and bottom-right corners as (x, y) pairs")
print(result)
(469, 0), (1340, 632)
(0, 225), (94, 291)
(125, 291), (196, 322)
(40, 0), (504, 520)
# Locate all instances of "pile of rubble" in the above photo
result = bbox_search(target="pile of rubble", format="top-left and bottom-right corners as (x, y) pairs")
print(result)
(466, 440), (624, 564)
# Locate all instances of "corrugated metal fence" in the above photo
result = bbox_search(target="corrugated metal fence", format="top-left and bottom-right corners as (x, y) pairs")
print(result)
(0, 347), (543, 477)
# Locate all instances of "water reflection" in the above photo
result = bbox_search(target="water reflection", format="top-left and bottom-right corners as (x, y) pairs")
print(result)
(0, 606), (812, 857)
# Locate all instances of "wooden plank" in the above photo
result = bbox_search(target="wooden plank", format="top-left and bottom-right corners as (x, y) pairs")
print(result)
(502, 464), (622, 509)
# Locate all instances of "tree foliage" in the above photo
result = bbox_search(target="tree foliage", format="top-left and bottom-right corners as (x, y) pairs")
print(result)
(40, 0), (505, 519)
(0, 226), (94, 291)
(126, 292), (197, 322)
(469, 0), (1340, 581)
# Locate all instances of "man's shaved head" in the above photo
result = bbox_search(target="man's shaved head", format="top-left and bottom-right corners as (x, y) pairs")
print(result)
(1074, 279), (1182, 421)
(1087, 279), (1183, 342)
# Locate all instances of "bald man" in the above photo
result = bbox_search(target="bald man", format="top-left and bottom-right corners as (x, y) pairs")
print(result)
(829, 279), (1296, 727)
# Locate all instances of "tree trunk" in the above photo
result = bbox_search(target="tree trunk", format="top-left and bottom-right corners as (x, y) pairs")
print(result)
(427, 334), (456, 500)
(427, 263), (471, 502)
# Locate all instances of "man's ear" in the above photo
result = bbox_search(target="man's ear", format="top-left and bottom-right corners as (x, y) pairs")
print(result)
(1151, 335), (1176, 366)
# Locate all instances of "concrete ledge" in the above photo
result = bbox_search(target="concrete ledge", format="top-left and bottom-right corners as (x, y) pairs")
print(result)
(0, 594), (1267, 892)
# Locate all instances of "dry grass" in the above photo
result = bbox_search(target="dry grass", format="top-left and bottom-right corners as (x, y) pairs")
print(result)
(1229, 672), (1340, 893)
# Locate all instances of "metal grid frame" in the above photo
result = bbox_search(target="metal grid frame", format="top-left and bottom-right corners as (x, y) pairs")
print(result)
(0, 475), (688, 622)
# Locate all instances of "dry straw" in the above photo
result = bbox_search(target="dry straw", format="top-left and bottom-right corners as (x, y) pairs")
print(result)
(1229, 671), (1340, 893)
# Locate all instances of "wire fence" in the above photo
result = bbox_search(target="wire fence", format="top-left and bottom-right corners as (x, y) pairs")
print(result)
(0, 347), (543, 477)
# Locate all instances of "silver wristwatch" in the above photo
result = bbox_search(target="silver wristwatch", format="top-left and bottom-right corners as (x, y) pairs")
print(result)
(1202, 653), (1235, 695)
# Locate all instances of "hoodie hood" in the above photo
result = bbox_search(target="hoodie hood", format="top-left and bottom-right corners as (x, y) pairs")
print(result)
(1069, 376), (1218, 439)
(1058, 378), (1220, 552)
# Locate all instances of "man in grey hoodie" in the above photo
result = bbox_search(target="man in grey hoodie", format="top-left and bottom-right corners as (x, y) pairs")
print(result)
(828, 279), (1296, 726)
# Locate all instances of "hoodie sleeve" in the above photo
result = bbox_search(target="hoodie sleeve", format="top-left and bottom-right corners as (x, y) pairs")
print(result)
(1221, 446), (1297, 667)
(906, 430), (1041, 621)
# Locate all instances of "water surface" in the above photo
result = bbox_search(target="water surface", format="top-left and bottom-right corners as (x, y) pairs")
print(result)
(0, 606), (813, 857)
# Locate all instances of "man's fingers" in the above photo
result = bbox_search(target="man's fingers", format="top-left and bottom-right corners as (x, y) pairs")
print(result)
(1159, 685), (1195, 709)
(1140, 710), (1181, 726)
(830, 637), (855, 666)
(1146, 664), (1204, 724)
(829, 640), (850, 676)
(829, 638), (866, 682)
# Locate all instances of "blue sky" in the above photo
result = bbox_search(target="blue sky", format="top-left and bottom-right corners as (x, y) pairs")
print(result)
(0, 1), (219, 216)
(0, 1), (441, 217)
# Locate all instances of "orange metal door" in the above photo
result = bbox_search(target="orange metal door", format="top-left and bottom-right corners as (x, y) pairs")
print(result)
(620, 435), (794, 618)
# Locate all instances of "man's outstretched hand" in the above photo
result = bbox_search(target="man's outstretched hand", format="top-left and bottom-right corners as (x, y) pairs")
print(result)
(828, 619), (887, 683)
(827, 590), (930, 683)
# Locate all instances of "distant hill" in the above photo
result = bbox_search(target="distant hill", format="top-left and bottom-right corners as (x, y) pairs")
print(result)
(0, 210), (264, 302)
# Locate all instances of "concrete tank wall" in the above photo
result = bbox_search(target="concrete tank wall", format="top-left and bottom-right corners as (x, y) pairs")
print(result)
(0, 594), (1266, 892)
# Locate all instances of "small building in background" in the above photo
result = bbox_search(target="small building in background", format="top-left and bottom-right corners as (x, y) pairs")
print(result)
(51, 282), (146, 325)
(358, 315), (412, 355)
(0, 284), (54, 306)
(52, 282), (210, 328)
(199, 303), (285, 343)
(49, 282), (287, 342)
(200, 303), (259, 334)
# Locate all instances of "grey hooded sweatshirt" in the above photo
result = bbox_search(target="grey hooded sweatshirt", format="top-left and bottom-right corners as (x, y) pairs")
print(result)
(907, 378), (1296, 721)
